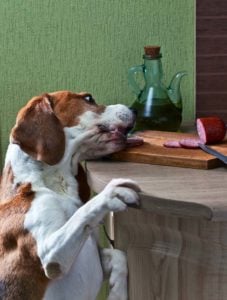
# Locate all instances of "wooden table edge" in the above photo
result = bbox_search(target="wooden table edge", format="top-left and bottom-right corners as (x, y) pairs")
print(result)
(86, 162), (213, 221)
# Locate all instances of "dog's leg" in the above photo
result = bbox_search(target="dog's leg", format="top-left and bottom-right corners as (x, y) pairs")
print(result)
(100, 248), (128, 300)
(31, 178), (140, 279)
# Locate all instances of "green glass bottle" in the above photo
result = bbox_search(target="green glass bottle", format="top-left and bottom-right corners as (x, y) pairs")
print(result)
(128, 46), (186, 132)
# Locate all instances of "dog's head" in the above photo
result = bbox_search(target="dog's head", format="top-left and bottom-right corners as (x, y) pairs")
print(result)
(11, 91), (142, 165)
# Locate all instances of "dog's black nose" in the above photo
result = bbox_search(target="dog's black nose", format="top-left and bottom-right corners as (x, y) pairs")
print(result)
(130, 108), (138, 116)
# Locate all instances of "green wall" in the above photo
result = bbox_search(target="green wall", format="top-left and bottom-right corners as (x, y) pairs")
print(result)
(0, 0), (195, 166)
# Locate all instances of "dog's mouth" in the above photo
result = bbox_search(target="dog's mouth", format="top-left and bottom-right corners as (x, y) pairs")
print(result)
(97, 124), (143, 148)
(76, 123), (143, 161)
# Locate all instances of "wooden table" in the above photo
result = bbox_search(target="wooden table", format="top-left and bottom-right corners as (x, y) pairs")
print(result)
(86, 160), (227, 300)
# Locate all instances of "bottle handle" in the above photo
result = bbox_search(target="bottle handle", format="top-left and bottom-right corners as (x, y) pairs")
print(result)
(128, 65), (144, 96)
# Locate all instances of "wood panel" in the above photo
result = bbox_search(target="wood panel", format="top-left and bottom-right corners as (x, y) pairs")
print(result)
(197, 74), (227, 92)
(197, 56), (227, 73)
(196, 93), (227, 120)
(196, 0), (227, 121)
(114, 209), (227, 300)
(197, 18), (227, 36)
(197, 0), (227, 16)
(197, 37), (227, 55)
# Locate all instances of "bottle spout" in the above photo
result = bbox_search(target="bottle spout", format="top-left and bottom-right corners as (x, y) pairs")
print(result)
(167, 71), (187, 109)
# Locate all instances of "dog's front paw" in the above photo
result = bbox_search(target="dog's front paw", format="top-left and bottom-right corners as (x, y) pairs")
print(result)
(102, 178), (141, 212)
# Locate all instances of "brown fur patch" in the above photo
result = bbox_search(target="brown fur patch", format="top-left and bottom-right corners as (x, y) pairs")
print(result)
(11, 95), (65, 165)
(0, 183), (49, 299)
(49, 91), (105, 127)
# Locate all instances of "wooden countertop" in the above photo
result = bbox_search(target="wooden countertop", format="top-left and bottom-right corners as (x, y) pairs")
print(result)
(86, 160), (227, 221)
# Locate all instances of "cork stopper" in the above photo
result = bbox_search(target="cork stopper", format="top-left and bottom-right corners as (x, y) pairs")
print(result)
(143, 46), (161, 59)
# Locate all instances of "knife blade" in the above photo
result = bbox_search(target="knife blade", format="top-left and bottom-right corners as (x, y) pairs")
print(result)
(199, 143), (227, 164)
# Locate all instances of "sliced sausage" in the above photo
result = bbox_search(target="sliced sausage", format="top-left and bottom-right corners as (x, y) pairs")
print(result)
(163, 140), (181, 148)
(179, 138), (201, 149)
(163, 116), (226, 149)
(196, 117), (226, 144)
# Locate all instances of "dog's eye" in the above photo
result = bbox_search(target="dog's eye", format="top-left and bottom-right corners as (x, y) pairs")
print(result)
(84, 95), (95, 104)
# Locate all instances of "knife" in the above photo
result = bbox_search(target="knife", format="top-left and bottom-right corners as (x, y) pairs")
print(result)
(199, 143), (227, 164)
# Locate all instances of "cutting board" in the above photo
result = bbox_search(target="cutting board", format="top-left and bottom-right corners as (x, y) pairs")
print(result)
(111, 130), (227, 169)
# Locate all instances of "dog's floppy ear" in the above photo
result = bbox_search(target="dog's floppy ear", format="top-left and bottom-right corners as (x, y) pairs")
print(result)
(11, 94), (65, 165)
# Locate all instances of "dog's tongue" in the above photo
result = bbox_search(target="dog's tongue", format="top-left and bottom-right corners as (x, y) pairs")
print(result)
(126, 135), (144, 147)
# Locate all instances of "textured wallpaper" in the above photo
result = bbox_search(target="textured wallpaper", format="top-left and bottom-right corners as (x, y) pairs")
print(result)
(0, 0), (194, 166)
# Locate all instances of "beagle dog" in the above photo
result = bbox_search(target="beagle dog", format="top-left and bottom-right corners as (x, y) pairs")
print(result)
(0, 91), (142, 300)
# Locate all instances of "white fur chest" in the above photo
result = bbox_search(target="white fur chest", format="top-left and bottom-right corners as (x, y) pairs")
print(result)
(24, 184), (80, 244)
(42, 168), (80, 201)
